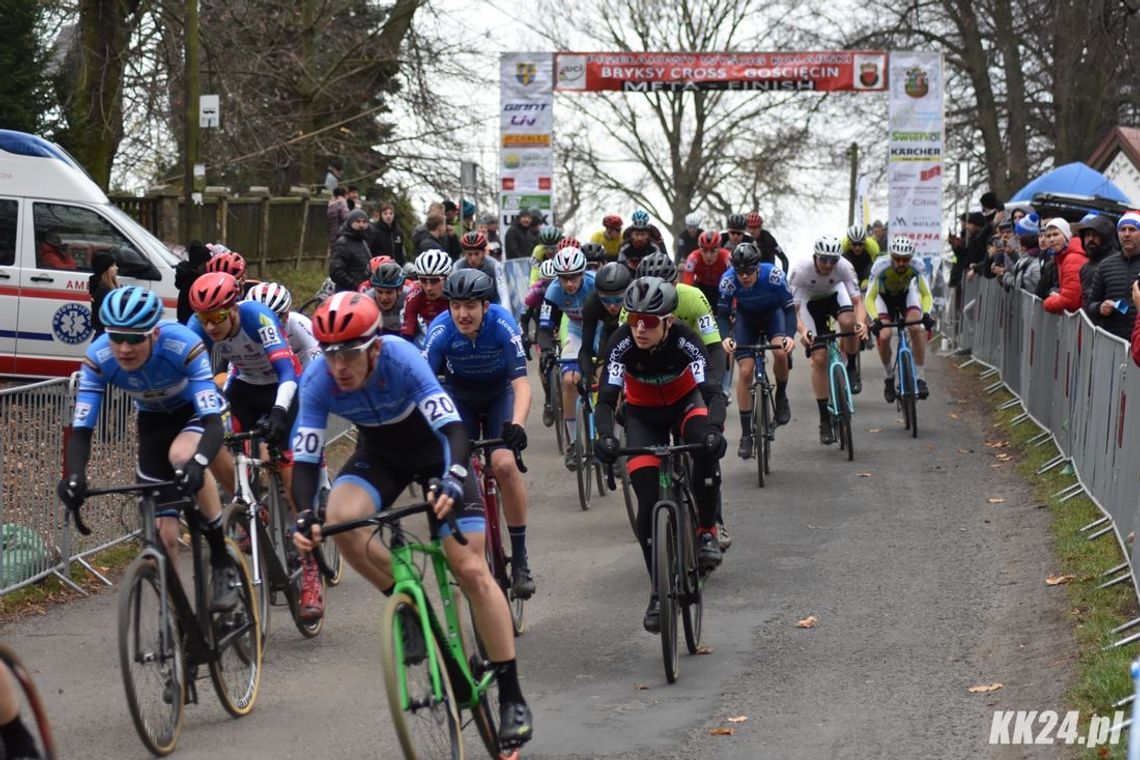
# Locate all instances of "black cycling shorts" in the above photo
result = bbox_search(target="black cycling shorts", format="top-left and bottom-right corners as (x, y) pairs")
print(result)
(137, 404), (203, 518)
(227, 379), (298, 435)
(807, 293), (853, 354)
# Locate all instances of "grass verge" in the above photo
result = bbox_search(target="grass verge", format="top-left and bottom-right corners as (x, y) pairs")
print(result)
(960, 360), (1136, 758)
(261, 261), (330, 309)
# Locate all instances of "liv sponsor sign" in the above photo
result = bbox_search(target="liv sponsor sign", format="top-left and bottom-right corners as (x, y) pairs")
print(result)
(888, 51), (944, 266)
(554, 51), (887, 92)
(500, 53), (555, 227)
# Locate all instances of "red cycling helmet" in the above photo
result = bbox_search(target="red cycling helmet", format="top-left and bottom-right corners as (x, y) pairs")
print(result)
(557, 236), (582, 251)
(311, 292), (381, 349)
(602, 214), (622, 231)
(745, 211), (763, 228)
(460, 231), (488, 250)
(205, 251), (247, 279)
(190, 272), (242, 313)
(698, 229), (721, 250)
(369, 255), (394, 272)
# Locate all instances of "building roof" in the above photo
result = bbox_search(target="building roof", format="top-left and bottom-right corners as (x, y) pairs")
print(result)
(1087, 126), (1140, 173)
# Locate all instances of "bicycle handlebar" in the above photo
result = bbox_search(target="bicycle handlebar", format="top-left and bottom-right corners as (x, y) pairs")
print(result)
(733, 342), (789, 353)
(469, 438), (528, 474)
(808, 330), (860, 341)
(224, 428), (287, 462)
(72, 480), (182, 537)
(615, 442), (706, 458)
(870, 316), (933, 334)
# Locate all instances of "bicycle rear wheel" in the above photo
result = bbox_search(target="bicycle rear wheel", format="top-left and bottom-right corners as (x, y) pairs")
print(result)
(118, 556), (184, 756)
(575, 407), (591, 510)
(0, 646), (57, 760)
(208, 540), (262, 718)
(380, 594), (464, 760)
(488, 494), (525, 636)
(318, 486), (345, 586)
(901, 358), (918, 438)
(549, 365), (564, 455)
(222, 502), (270, 645)
(653, 506), (680, 684)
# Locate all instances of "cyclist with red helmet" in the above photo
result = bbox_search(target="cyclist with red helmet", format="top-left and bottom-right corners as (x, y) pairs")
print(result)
(453, 230), (507, 306)
(291, 292), (534, 750)
(744, 211), (789, 272)
(683, 229), (732, 307)
(205, 248), (261, 297)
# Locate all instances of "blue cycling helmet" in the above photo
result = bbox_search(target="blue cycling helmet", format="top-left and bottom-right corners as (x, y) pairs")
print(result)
(100, 285), (164, 331)
(1014, 212), (1040, 237)
(630, 208), (650, 229)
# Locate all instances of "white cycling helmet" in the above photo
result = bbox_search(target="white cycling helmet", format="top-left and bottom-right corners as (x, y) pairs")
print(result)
(245, 281), (292, 319)
(846, 224), (867, 243)
(551, 246), (586, 275)
(414, 249), (453, 277)
(888, 236), (916, 258)
(812, 235), (843, 260)
(684, 212), (702, 228)
(539, 258), (557, 280)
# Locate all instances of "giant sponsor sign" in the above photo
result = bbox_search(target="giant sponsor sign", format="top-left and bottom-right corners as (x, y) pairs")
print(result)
(888, 51), (944, 271)
(554, 51), (887, 92)
(500, 53), (555, 228)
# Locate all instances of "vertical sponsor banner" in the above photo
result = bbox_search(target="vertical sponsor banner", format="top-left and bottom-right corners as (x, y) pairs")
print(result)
(500, 53), (555, 229)
(888, 51), (944, 284)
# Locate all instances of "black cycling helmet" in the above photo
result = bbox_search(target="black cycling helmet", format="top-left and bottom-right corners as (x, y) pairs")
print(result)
(580, 242), (606, 262)
(442, 268), (494, 301)
(370, 262), (406, 289)
(636, 251), (678, 282)
(726, 213), (747, 232)
(623, 276), (677, 316)
(730, 242), (762, 269)
(595, 262), (632, 296)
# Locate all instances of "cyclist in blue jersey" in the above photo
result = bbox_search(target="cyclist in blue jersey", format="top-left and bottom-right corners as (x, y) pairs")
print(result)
(424, 269), (535, 598)
(717, 243), (798, 458)
(289, 292), (533, 749)
(535, 246), (596, 471)
(57, 286), (239, 612)
(185, 272), (319, 616)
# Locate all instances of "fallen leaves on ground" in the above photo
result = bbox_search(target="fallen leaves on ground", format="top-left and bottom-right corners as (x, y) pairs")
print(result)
(710, 727), (735, 736)
(727, 716), (748, 723)
(797, 615), (819, 628)
(967, 682), (1003, 693)
(696, 644), (713, 655)
(986, 497), (1006, 504)
(1046, 574), (1075, 586)
(857, 472), (873, 478)
(634, 683), (650, 690)
(957, 448), (972, 454)
(868, 427), (883, 433)
(994, 453), (1013, 461)
(984, 440), (1010, 449)
(947, 413), (960, 420)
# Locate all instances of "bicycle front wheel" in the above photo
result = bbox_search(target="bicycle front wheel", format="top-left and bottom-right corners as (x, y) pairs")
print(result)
(0, 646), (57, 760)
(678, 487), (703, 656)
(208, 540), (262, 718)
(653, 506), (680, 684)
(222, 501), (270, 646)
(118, 556), (184, 756)
(830, 363), (854, 461)
(575, 407), (591, 510)
(752, 394), (766, 488)
(549, 365), (565, 455)
(380, 594), (464, 760)
(901, 358), (918, 439)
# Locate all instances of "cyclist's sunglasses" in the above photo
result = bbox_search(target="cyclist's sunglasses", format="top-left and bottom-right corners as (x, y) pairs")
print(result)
(736, 266), (758, 277)
(107, 331), (149, 345)
(418, 276), (444, 285)
(197, 309), (231, 325)
(599, 295), (624, 306)
(320, 336), (377, 356)
(727, 230), (744, 236)
(557, 273), (582, 283)
(891, 255), (913, 263)
(627, 312), (662, 329)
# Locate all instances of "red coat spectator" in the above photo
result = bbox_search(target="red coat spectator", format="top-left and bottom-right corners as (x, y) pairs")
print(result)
(1041, 218), (1088, 314)
(1131, 281), (1140, 366)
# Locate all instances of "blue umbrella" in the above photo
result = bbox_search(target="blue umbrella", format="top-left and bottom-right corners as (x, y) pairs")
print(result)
(1009, 161), (1132, 204)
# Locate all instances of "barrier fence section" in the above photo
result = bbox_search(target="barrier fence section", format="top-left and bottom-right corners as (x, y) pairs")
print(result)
(954, 278), (1139, 598)
(0, 376), (354, 596)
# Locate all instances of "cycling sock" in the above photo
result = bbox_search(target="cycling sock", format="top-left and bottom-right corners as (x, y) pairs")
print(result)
(739, 411), (753, 435)
(776, 380), (788, 398)
(917, 366), (926, 380)
(817, 398), (829, 423)
(882, 358), (894, 377)
(203, 516), (229, 568)
(0, 716), (37, 758)
(508, 526), (528, 564)
(493, 659), (525, 706)
(565, 417), (577, 443)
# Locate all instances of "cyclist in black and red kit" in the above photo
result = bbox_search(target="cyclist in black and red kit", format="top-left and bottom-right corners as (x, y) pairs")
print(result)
(593, 277), (726, 633)
(576, 262), (632, 390)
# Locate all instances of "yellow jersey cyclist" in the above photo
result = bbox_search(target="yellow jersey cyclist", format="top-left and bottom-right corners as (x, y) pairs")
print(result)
(841, 224), (882, 291)
(866, 236), (934, 401)
(528, 224), (562, 284)
(592, 277), (727, 632)
(589, 214), (624, 260)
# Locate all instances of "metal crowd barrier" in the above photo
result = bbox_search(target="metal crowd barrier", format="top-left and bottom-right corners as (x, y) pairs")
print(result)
(952, 279), (1138, 599)
(0, 376), (355, 596)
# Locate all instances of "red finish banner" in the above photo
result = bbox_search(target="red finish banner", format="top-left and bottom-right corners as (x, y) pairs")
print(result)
(554, 51), (888, 93)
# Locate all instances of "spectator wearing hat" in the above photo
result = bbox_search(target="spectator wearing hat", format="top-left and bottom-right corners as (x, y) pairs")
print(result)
(1041, 218), (1088, 314)
(176, 240), (212, 323)
(459, 200), (477, 233)
(330, 209), (373, 292)
(505, 208), (534, 261)
(1078, 214), (1118, 308)
(88, 251), (119, 337)
(1002, 214), (1042, 293)
(1084, 211), (1140, 340)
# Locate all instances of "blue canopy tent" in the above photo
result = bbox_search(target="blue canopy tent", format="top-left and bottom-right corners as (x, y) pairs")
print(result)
(1009, 161), (1132, 205)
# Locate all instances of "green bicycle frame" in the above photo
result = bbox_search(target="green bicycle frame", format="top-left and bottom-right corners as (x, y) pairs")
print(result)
(824, 338), (855, 418)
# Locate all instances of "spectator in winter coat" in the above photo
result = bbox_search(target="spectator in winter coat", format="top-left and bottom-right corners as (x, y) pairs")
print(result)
(1130, 280), (1140, 366)
(1078, 214), (1119, 310)
(1001, 214), (1042, 294)
(88, 251), (119, 337)
(1084, 211), (1140, 340)
(329, 210), (372, 291)
(956, 212), (988, 285)
(175, 240), (212, 323)
(1041, 218), (1088, 314)
(416, 213), (450, 254)
(504, 209), (534, 260)
(367, 202), (405, 264)
(326, 186), (350, 246)
(411, 202), (444, 251)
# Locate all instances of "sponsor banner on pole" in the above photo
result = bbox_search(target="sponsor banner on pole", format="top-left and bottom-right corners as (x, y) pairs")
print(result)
(554, 51), (887, 93)
(888, 51), (944, 276)
(500, 53), (555, 228)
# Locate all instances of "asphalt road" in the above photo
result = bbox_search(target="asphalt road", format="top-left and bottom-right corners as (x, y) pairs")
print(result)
(1, 352), (1078, 759)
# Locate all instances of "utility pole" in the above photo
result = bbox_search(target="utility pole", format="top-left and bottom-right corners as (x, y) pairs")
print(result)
(184, 0), (201, 239)
(847, 142), (858, 226)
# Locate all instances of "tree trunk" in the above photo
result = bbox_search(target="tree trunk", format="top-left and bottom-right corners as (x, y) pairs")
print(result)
(991, 0), (1028, 194)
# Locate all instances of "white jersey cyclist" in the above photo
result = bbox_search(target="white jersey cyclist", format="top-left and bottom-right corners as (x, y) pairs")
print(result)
(787, 255), (861, 336)
(283, 311), (322, 369)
